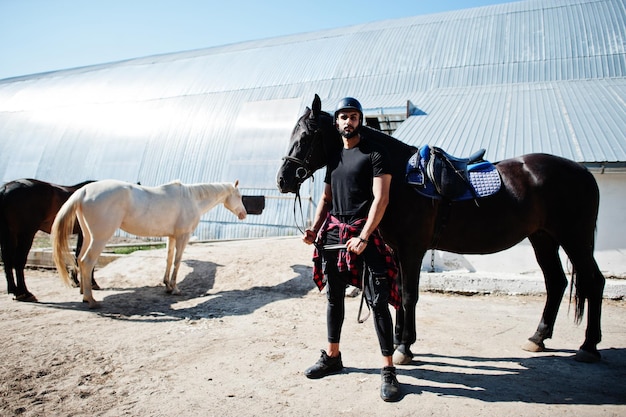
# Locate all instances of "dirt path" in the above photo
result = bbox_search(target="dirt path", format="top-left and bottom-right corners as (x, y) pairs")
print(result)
(1, 237), (624, 416)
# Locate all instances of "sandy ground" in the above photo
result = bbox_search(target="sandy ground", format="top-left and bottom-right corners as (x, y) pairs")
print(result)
(1, 237), (625, 417)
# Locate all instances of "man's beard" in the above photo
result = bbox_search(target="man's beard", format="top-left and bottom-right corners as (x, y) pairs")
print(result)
(340, 125), (360, 139)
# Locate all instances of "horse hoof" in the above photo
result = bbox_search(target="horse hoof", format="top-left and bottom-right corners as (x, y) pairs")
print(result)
(393, 350), (413, 365)
(14, 293), (37, 303)
(522, 340), (545, 352)
(574, 349), (601, 363)
(165, 286), (181, 295)
(83, 299), (101, 309)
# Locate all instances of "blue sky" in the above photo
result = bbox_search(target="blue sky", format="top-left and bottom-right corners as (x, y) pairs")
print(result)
(0, 0), (515, 80)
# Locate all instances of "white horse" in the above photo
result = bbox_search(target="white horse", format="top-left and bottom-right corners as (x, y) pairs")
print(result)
(52, 179), (247, 308)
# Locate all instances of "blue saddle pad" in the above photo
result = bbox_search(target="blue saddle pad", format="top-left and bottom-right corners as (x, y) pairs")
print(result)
(406, 146), (501, 201)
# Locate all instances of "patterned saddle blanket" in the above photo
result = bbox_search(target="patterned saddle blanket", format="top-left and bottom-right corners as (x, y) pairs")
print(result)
(406, 145), (501, 201)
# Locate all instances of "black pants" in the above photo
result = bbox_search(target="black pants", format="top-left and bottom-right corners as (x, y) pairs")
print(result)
(322, 229), (394, 357)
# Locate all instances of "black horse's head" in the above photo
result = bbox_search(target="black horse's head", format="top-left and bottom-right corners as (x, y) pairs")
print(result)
(276, 95), (340, 194)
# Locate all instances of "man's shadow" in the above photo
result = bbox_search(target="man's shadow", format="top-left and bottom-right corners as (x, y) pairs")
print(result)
(343, 348), (626, 404)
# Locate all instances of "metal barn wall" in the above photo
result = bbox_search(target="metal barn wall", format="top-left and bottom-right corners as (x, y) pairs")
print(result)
(0, 0), (624, 246)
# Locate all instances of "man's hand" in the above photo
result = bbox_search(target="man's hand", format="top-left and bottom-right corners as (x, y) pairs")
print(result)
(303, 228), (317, 245)
(346, 236), (367, 255)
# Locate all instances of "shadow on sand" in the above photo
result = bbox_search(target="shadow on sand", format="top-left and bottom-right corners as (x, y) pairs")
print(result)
(37, 259), (315, 322)
(34, 259), (625, 406)
(341, 348), (626, 405)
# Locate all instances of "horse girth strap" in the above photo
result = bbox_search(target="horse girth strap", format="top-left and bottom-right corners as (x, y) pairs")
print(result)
(429, 200), (452, 251)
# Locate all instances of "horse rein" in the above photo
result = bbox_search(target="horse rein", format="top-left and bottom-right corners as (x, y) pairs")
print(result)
(320, 243), (371, 324)
(291, 186), (312, 235)
(282, 126), (324, 234)
(283, 125), (371, 324)
(281, 156), (314, 235)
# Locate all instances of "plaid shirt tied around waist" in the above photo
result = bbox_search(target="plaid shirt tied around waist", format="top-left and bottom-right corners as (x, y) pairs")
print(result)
(312, 215), (401, 309)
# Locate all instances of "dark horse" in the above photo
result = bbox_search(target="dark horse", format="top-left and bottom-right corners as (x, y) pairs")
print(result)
(276, 95), (605, 363)
(0, 178), (98, 301)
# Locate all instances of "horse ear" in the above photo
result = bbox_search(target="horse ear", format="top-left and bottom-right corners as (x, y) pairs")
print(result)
(234, 180), (239, 188)
(312, 94), (321, 117)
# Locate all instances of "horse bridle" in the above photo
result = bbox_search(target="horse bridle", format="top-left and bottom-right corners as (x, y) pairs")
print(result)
(281, 122), (324, 185)
(281, 155), (313, 184)
(281, 125), (324, 233)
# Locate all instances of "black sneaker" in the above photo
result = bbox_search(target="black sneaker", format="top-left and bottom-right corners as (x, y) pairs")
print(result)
(304, 350), (343, 379)
(380, 366), (400, 402)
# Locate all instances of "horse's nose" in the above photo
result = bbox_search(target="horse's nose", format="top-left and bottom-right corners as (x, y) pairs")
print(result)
(277, 175), (297, 194)
(277, 176), (286, 192)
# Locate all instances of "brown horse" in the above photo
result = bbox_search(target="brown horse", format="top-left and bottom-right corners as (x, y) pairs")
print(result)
(0, 178), (97, 301)
(276, 95), (605, 363)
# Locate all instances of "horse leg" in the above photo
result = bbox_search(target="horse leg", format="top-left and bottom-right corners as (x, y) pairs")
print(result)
(566, 249), (605, 362)
(70, 234), (80, 287)
(4, 268), (17, 296)
(523, 233), (568, 352)
(576, 260), (604, 362)
(1, 239), (19, 295)
(12, 235), (37, 302)
(393, 250), (423, 365)
(2, 256), (18, 296)
(163, 237), (176, 293)
(74, 231), (100, 290)
(79, 240), (106, 309)
(14, 262), (36, 302)
(168, 234), (191, 295)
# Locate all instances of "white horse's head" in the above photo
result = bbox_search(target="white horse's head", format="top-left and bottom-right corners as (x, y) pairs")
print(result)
(225, 180), (247, 220)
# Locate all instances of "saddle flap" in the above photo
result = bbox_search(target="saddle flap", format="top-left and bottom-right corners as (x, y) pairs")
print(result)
(427, 147), (471, 199)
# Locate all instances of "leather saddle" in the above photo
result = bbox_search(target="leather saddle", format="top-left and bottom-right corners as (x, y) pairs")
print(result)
(406, 145), (501, 201)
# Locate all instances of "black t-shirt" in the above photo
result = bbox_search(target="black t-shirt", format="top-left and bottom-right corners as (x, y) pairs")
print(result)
(324, 136), (391, 223)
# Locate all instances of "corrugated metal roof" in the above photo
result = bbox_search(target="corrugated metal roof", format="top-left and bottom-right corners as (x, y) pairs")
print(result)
(0, 0), (625, 239)
(393, 78), (626, 162)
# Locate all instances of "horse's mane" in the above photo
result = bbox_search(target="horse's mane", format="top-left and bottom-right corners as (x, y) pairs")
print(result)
(318, 109), (417, 177)
(361, 126), (417, 157)
(187, 182), (234, 201)
(140, 181), (234, 201)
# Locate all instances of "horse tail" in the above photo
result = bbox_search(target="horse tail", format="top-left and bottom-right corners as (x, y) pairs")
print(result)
(570, 267), (584, 324)
(569, 168), (602, 325)
(52, 190), (82, 286)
